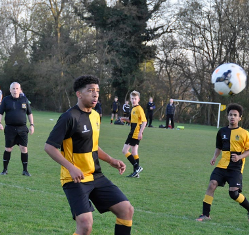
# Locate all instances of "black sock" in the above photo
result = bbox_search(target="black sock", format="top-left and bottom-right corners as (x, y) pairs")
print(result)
(115, 224), (131, 235)
(134, 159), (139, 171)
(3, 151), (11, 170)
(203, 201), (211, 217)
(240, 198), (249, 211)
(127, 155), (138, 170)
(21, 153), (28, 171)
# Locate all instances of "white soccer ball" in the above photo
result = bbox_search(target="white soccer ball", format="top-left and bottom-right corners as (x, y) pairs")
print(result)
(211, 63), (247, 96)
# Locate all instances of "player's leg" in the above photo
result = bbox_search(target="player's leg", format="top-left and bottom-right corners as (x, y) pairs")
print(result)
(74, 212), (93, 235)
(18, 127), (31, 176)
(228, 171), (249, 220)
(196, 179), (218, 221)
(1, 125), (15, 175)
(122, 144), (134, 166)
(166, 115), (169, 128)
(63, 182), (95, 235)
(131, 145), (142, 172)
(110, 201), (134, 235)
(111, 113), (114, 124)
(19, 145), (31, 176)
(171, 114), (174, 129)
(1, 147), (13, 175)
(115, 113), (118, 121)
(91, 176), (133, 235)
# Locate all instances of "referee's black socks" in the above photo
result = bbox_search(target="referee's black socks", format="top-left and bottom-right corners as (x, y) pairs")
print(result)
(3, 150), (11, 170)
(21, 152), (28, 171)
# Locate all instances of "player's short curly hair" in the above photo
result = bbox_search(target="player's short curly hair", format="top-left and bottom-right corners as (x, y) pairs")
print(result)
(73, 75), (99, 92)
(227, 103), (243, 117)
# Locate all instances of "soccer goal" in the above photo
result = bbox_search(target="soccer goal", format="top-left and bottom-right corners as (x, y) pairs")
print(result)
(173, 99), (222, 128)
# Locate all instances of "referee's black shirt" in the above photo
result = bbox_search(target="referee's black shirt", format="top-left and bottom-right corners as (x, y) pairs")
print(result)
(0, 95), (32, 126)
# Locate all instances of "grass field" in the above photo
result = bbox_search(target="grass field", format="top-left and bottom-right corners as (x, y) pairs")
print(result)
(1, 111), (249, 234)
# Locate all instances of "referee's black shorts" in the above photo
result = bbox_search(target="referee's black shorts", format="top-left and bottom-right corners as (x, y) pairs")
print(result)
(63, 176), (129, 219)
(4, 125), (29, 147)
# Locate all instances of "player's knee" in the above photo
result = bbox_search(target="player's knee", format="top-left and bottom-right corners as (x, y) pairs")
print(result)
(123, 202), (134, 219)
(76, 215), (93, 233)
(208, 180), (218, 191)
(229, 190), (239, 200)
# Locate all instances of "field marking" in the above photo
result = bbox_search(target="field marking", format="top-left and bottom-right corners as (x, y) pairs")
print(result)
(0, 182), (64, 198)
(135, 208), (247, 232)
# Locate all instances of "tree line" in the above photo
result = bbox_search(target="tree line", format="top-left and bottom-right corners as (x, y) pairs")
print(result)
(0, 0), (249, 127)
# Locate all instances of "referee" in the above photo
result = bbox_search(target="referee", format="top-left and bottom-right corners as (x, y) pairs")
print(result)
(0, 82), (34, 176)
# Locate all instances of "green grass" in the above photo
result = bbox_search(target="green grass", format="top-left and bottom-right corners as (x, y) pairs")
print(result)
(1, 112), (249, 234)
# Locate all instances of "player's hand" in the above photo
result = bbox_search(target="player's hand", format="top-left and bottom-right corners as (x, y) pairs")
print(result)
(138, 133), (143, 140)
(109, 159), (126, 175)
(29, 125), (34, 135)
(210, 158), (216, 165)
(0, 124), (3, 130)
(69, 166), (84, 183)
(231, 154), (240, 162)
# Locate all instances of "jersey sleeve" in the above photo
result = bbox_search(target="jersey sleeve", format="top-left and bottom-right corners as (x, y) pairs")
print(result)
(0, 97), (5, 115)
(46, 112), (73, 149)
(216, 129), (222, 149)
(26, 98), (32, 115)
(244, 131), (249, 151)
(139, 107), (147, 122)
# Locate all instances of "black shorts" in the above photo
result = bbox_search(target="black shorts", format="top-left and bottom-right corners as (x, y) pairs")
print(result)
(4, 125), (29, 147)
(63, 176), (128, 219)
(125, 137), (140, 146)
(210, 167), (243, 192)
(123, 112), (130, 117)
(112, 110), (118, 114)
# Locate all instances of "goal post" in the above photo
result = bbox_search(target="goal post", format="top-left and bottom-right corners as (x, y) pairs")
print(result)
(173, 99), (221, 128)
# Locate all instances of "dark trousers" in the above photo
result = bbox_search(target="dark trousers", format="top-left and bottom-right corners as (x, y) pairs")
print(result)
(166, 114), (174, 128)
(146, 112), (153, 126)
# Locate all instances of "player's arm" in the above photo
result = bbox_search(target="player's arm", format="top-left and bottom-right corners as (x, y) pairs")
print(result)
(210, 148), (221, 165)
(138, 121), (147, 140)
(231, 150), (249, 162)
(98, 147), (126, 175)
(28, 114), (34, 134)
(0, 114), (3, 130)
(44, 143), (84, 183)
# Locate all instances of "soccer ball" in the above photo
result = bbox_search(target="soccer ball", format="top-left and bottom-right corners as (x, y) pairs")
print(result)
(211, 63), (247, 96)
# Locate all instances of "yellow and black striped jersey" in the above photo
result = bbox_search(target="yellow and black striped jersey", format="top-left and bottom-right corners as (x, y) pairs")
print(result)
(46, 105), (102, 186)
(128, 105), (147, 139)
(216, 126), (249, 173)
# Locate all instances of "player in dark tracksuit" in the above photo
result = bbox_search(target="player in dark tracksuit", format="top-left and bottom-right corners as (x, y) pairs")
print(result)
(110, 96), (120, 124)
(146, 97), (155, 127)
(166, 99), (175, 129)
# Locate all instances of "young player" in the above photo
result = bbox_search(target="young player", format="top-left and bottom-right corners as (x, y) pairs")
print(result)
(196, 103), (249, 222)
(121, 91), (147, 178)
(110, 96), (120, 124)
(45, 75), (134, 235)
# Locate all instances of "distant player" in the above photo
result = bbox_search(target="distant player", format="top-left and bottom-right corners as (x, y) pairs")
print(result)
(122, 100), (130, 125)
(121, 91), (147, 178)
(196, 103), (249, 222)
(110, 96), (120, 124)
(146, 97), (155, 127)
